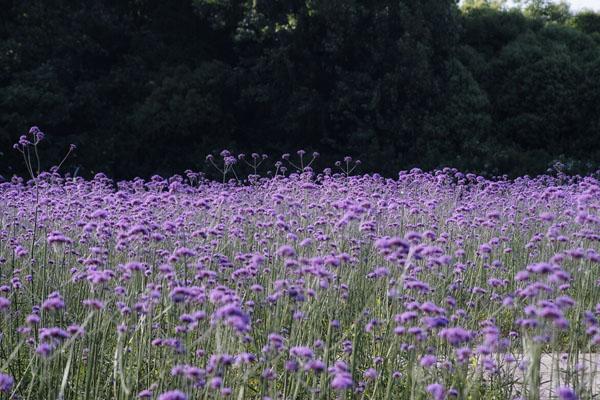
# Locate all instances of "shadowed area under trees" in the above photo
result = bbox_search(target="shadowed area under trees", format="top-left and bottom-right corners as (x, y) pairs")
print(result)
(1, 0), (599, 179)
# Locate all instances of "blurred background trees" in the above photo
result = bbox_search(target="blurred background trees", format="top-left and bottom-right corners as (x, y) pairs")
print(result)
(1, 0), (599, 178)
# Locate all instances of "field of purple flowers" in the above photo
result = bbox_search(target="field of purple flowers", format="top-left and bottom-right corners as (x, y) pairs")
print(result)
(1, 135), (600, 399)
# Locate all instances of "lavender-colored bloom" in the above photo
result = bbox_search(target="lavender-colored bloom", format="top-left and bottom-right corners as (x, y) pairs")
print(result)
(420, 355), (437, 368)
(557, 387), (578, 400)
(290, 346), (314, 359)
(221, 387), (232, 396)
(40, 327), (70, 341)
(262, 368), (277, 380)
(285, 360), (299, 372)
(213, 303), (251, 334)
(36, 343), (54, 357)
(82, 298), (105, 310)
(420, 302), (444, 314)
(330, 372), (353, 390)
(527, 262), (554, 274)
(427, 383), (445, 400)
(67, 324), (85, 337)
(158, 390), (187, 400)
(397, 311), (418, 323)
(455, 347), (472, 363)
(330, 361), (353, 390)
(423, 316), (449, 329)
(515, 270), (530, 281)
(537, 306), (563, 320)
(233, 352), (256, 365)
(42, 294), (65, 311)
(0, 297), (10, 311)
(556, 296), (576, 308)
(276, 245), (296, 257)
(0, 373), (13, 393)
(209, 377), (222, 390)
(304, 359), (326, 373)
(363, 368), (377, 380)
(439, 327), (472, 346)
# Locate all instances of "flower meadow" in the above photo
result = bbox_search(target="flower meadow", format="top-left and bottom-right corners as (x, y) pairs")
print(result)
(1, 135), (600, 399)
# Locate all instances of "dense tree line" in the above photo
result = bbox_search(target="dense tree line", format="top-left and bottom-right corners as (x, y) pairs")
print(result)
(1, 0), (599, 179)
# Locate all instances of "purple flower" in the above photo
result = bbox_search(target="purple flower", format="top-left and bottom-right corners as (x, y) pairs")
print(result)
(36, 343), (54, 357)
(455, 347), (472, 363)
(537, 306), (563, 320)
(396, 311), (418, 323)
(0, 373), (13, 393)
(235, 352), (256, 365)
(67, 324), (85, 337)
(439, 327), (472, 346)
(262, 368), (277, 380)
(210, 377), (222, 390)
(420, 355), (437, 368)
(276, 245), (296, 257)
(213, 303), (251, 334)
(420, 302), (444, 314)
(374, 237), (410, 252)
(0, 297), (10, 311)
(363, 368), (378, 380)
(515, 270), (530, 281)
(331, 373), (353, 390)
(539, 212), (555, 221)
(527, 262), (554, 274)
(423, 316), (449, 329)
(285, 360), (299, 372)
(40, 327), (70, 341)
(290, 346), (314, 359)
(557, 387), (578, 400)
(304, 359), (326, 373)
(82, 299), (105, 310)
(47, 231), (72, 245)
(427, 383), (445, 400)
(42, 293), (65, 311)
(158, 390), (187, 400)
(330, 361), (353, 390)
(556, 296), (576, 308)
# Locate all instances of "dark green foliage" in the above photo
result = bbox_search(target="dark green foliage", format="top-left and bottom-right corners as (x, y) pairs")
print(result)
(0, 0), (599, 178)
(570, 10), (600, 35)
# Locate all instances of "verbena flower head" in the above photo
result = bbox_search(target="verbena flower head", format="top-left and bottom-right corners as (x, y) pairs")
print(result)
(0, 373), (13, 393)
(158, 390), (187, 400)
(420, 355), (437, 368)
(0, 297), (10, 311)
(427, 383), (445, 400)
(557, 387), (578, 400)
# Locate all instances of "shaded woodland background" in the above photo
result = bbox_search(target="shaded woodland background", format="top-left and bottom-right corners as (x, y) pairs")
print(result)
(1, 0), (600, 179)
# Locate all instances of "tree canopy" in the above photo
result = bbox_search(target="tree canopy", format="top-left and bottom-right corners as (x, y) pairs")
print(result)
(1, 0), (599, 178)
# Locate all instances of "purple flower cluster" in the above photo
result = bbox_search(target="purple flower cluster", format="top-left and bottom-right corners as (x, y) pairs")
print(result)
(0, 158), (599, 398)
